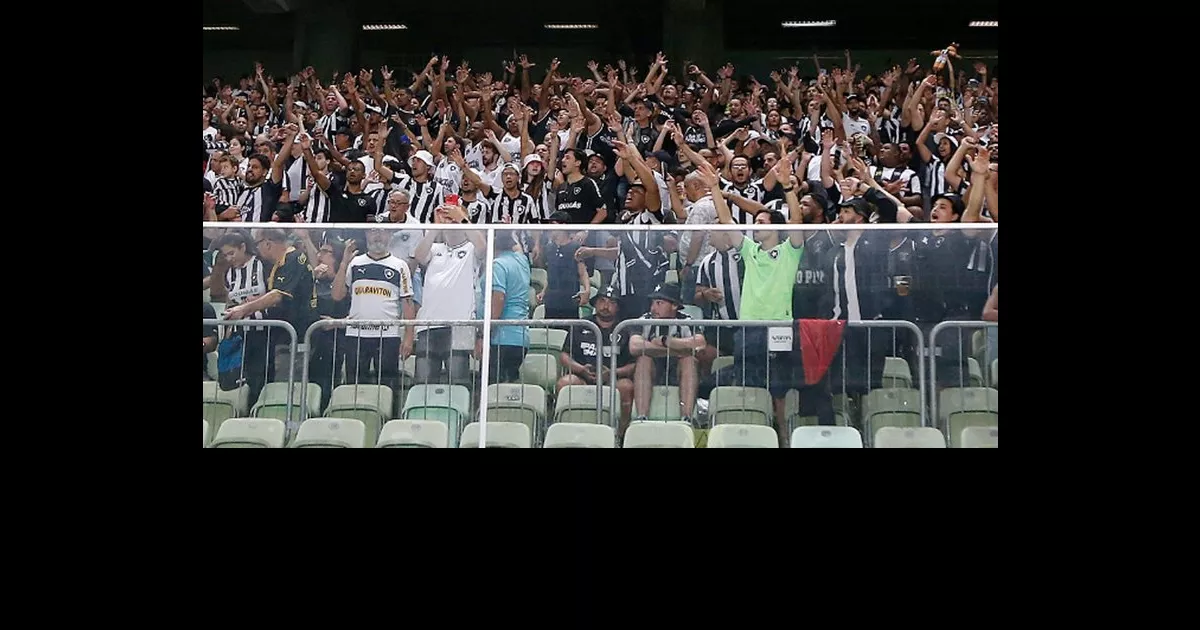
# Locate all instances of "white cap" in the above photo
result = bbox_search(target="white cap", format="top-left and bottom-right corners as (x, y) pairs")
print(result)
(933, 133), (959, 149)
(408, 150), (435, 168)
(522, 153), (543, 168)
(501, 162), (522, 175)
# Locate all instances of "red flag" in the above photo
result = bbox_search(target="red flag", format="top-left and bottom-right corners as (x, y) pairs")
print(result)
(796, 319), (847, 385)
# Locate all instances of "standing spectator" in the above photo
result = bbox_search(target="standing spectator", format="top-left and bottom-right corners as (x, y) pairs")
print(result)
(306, 234), (351, 412)
(230, 124), (296, 222)
(694, 230), (744, 377)
(332, 228), (416, 396)
(487, 232), (531, 384)
(226, 228), (319, 394)
(412, 203), (485, 385)
(215, 231), (271, 408)
(329, 160), (385, 223)
(703, 158), (814, 444)
(982, 285), (997, 322)
(556, 287), (637, 436)
(554, 148), (609, 233)
(376, 149), (445, 223)
(537, 212), (591, 321)
(382, 189), (425, 307)
(629, 283), (707, 427)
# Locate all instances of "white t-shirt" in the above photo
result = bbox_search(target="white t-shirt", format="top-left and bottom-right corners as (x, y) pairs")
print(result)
(345, 254), (415, 339)
(464, 142), (484, 171)
(500, 133), (522, 161)
(387, 213), (425, 262)
(433, 158), (463, 197)
(415, 240), (479, 350)
(203, 127), (219, 143)
(479, 162), (504, 193)
(842, 113), (871, 138)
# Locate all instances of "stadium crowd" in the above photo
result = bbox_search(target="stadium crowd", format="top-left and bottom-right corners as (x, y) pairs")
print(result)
(202, 48), (998, 446)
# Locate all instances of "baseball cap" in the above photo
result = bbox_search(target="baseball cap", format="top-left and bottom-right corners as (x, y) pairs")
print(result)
(408, 150), (435, 168)
(522, 153), (544, 169)
(836, 197), (871, 218)
(933, 133), (960, 150)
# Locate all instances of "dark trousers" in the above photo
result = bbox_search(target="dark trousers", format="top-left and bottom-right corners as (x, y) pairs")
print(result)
(308, 327), (348, 412)
(727, 327), (835, 426)
(242, 329), (275, 410)
(343, 335), (402, 394)
(489, 344), (528, 384)
(414, 327), (472, 386)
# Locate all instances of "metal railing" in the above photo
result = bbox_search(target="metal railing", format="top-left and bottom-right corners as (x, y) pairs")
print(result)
(299, 318), (603, 446)
(608, 318), (926, 430)
(929, 320), (998, 431)
(203, 318), (299, 426)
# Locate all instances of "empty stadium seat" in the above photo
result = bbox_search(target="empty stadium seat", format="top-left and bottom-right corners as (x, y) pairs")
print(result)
(459, 422), (532, 448)
(532, 304), (545, 320)
(706, 424), (779, 448)
(326, 384), (394, 448)
(710, 355), (735, 375)
(518, 353), (560, 392)
(543, 422), (615, 448)
(967, 357), (984, 387)
(485, 383), (547, 438)
(790, 426), (863, 448)
(882, 357), (912, 388)
(709, 386), (773, 426)
(292, 418), (366, 448)
(528, 328), (568, 353)
(403, 384), (472, 446)
(624, 421), (695, 448)
(529, 267), (548, 293)
(783, 389), (852, 430)
(862, 388), (922, 444)
(681, 304), (703, 321)
(203, 420), (210, 447)
(939, 387), (998, 448)
(376, 419), (448, 448)
(873, 427), (946, 448)
(209, 418), (286, 448)
(203, 382), (249, 429)
(527, 286), (539, 310)
(252, 382), (323, 421)
(554, 385), (614, 425)
(634, 385), (683, 421)
(960, 426), (998, 448)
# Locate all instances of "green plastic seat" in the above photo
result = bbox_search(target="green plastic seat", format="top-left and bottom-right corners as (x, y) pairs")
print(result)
(635, 385), (682, 421)
(789, 426), (862, 448)
(706, 424), (779, 448)
(710, 386), (773, 426)
(624, 421), (694, 448)
(459, 421), (531, 448)
(882, 357), (912, 388)
(554, 385), (614, 425)
(529, 267), (549, 293)
(543, 422), (615, 448)
(291, 417), (366, 448)
(209, 417), (285, 448)
(960, 426), (998, 448)
(403, 384), (472, 446)
(873, 426), (946, 448)
(518, 353), (561, 393)
(203, 382), (249, 433)
(485, 383), (547, 440)
(939, 387), (999, 448)
(528, 328), (568, 354)
(252, 382), (323, 421)
(325, 384), (394, 448)
(376, 419), (448, 448)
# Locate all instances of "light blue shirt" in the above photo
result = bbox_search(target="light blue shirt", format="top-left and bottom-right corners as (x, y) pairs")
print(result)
(490, 250), (530, 348)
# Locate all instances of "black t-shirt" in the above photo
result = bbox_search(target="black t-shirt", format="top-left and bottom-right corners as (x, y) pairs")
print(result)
(555, 176), (606, 224)
(315, 277), (350, 319)
(266, 247), (319, 340)
(544, 240), (582, 304)
(240, 179), (285, 222)
(330, 179), (384, 223)
(792, 230), (839, 320)
(881, 236), (918, 321)
(682, 124), (708, 150)
(913, 231), (988, 321)
(568, 318), (633, 368)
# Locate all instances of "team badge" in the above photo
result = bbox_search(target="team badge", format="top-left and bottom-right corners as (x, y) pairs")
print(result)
(769, 249), (779, 259)
(385, 269), (395, 279)
(457, 250), (467, 259)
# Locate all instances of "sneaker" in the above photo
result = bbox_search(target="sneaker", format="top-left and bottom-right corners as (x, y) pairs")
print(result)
(633, 415), (648, 423)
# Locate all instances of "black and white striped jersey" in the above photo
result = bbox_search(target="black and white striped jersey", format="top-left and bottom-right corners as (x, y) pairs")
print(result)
(463, 193), (493, 225)
(719, 177), (765, 224)
(225, 255), (268, 331)
(484, 189), (538, 225)
(925, 156), (950, 197)
(522, 178), (554, 224)
(610, 232), (669, 300)
(301, 171), (340, 224)
(696, 246), (745, 321)
(637, 309), (697, 343)
(314, 111), (348, 144)
(233, 179), (284, 222)
(871, 165), (921, 197)
(212, 176), (243, 209)
(389, 173), (446, 224)
(877, 110), (902, 146)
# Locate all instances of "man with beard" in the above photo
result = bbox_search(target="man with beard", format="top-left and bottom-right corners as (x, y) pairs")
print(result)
(703, 156), (810, 446)
(229, 124), (296, 222)
(556, 287), (637, 435)
(870, 142), (923, 213)
(330, 160), (386, 223)
(574, 142), (667, 320)
(629, 283), (707, 428)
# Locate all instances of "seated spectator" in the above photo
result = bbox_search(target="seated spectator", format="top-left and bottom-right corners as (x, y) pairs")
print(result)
(629, 283), (707, 426)
(557, 287), (636, 436)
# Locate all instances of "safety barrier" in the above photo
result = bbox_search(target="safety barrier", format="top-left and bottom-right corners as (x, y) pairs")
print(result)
(928, 320), (999, 432)
(203, 318), (298, 427)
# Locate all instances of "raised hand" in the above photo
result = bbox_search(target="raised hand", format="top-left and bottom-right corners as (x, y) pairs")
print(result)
(255, 61), (265, 78)
(380, 65), (393, 81)
(520, 54), (535, 69)
(972, 146), (992, 172)
(973, 61), (988, 75)
(440, 56), (450, 73)
(906, 58), (920, 75)
(503, 60), (516, 74)
(587, 60), (598, 72)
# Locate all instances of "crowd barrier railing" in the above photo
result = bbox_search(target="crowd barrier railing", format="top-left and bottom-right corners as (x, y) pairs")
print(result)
(203, 318), (299, 427)
(928, 320), (998, 433)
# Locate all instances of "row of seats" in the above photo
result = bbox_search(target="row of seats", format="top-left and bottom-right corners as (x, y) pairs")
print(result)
(205, 381), (997, 449)
(204, 417), (998, 448)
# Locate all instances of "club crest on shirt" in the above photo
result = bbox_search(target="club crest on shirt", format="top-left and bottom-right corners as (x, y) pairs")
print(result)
(769, 249), (779, 259)
(358, 198), (367, 207)
(385, 269), (395, 279)
(400, 234), (410, 241)
(457, 250), (467, 259)
(573, 187), (581, 195)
